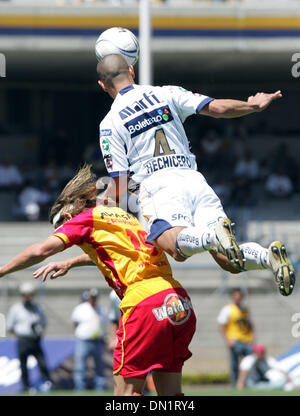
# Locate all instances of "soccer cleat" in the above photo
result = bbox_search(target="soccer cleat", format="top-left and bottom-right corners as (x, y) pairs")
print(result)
(269, 241), (295, 296)
(215, 218), (245, 272)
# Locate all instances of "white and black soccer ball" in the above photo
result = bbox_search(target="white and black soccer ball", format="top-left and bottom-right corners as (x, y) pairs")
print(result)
(95, 27), (139, 66)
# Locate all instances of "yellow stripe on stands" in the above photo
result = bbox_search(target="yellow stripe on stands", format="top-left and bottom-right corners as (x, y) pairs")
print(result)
(153, 16), (300, 29)
(0, 15), (139, 28)
(0, 15), (300, 29)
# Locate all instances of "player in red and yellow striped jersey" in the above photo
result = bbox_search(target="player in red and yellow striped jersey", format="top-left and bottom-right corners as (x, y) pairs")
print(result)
(0, 165), (196, 396)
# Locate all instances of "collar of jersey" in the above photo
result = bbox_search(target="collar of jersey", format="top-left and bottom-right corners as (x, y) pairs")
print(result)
(119, 84), (135, 95)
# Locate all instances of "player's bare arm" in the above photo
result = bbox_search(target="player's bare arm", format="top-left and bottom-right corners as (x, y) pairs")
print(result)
(200, 90), (282, 118)
(0, 236), (65, 278)
(33, 253), (94, 282)
(236, 369), (249, 389)
(219, 323), (235, 348)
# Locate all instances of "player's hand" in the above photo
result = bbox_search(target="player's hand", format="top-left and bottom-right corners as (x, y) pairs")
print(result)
(247, 90), (282, 112)
(33, 260), (71, 282)
(108, 338), (118, 352)
(227, 338), (236, 348)
(0, 268), (4, 278)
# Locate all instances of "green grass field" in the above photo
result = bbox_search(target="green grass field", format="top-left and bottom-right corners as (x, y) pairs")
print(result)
(9, 386), (299, 396)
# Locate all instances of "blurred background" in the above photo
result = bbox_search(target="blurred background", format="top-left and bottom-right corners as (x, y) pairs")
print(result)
(1, 0), (300, 394)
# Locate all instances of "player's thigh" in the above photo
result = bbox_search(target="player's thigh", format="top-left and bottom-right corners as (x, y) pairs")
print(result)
(152, 371), (182, 396)
(113, 374), (146, 396)
(139, 171), (193, 231)
(193, 178), (226, 228)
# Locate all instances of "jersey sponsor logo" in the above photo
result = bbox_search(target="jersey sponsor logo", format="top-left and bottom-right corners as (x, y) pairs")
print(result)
(119, 91), (160, 120)
(144, 154), (192, 174)
(177, 232), (199, 247)
(101, 138), (110, 152)
(152, 293), (193, 325)
(100, 129), (112, 136)
(104, 154), (113, 169)
(171, 213), (191, 223)
(100, 210), (136, 222)
(124, 105), (173, 138)
(242, 246), (259, 259)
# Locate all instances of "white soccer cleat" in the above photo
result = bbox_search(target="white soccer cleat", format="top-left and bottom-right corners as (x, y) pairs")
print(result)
(215, 218), (245, 272)
(269, 241), (295, 296)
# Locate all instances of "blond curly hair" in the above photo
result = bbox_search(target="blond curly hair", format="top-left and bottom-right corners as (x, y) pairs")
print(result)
(49, 164), (98, 228)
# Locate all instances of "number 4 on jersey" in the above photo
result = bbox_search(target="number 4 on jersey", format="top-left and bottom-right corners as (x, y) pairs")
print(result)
(154, 128), (175, 157)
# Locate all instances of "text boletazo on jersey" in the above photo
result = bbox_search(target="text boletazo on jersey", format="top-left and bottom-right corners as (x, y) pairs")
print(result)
(124, 105), (174, 138)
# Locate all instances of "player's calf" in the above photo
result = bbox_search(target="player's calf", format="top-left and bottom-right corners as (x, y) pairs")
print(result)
(155, 226), (188, 262)
(209, 250), (242, 274)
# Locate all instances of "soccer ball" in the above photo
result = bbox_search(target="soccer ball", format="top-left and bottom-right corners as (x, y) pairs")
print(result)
(95, 27), (139, 66)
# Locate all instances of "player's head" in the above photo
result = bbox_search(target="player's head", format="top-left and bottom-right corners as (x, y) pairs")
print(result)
(19, 282), (35, 302)
(49, 164), (98, 229)
(81, 288), (99, 306)
(49, 165), (116, 229)
(97, 54), (135, 97)
(253, 344), (266, 360)
(230, 287), (244, 304)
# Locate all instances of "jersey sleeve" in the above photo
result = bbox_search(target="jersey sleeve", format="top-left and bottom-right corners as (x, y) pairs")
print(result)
(163, 85), (214, 123)
(6, 305), (17, 332)
(52, 210), (93, 248)
(239, 354), (255, 371)
(71, 304), (81, 324)
(217, 305), (231, 325)
(99, 120), (130, 178)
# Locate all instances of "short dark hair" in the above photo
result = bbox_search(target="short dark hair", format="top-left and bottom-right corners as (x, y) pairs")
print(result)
(230, 287), (243, 296)
(97, 54), (130, 87)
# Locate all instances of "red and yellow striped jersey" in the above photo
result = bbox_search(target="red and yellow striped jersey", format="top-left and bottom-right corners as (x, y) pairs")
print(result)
(53, 205), (182, 316)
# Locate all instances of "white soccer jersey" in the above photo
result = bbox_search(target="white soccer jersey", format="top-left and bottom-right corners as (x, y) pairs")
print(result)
(99, 84), (214, 183)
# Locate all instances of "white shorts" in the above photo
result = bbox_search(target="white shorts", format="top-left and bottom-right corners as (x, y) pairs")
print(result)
(138, 169), (226, 242)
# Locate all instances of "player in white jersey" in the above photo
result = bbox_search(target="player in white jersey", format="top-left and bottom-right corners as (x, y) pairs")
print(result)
(97, 54), (295, 297)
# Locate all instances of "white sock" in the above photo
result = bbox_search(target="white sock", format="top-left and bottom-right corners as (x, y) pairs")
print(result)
(176, 226), (217, 258)
(240, 242), (270, 270)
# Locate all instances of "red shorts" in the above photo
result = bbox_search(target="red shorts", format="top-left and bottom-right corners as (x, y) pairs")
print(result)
(113, 287), (196, 379)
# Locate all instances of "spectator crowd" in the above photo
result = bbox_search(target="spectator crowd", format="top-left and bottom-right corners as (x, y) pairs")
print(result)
(217, 288), (299, 392)
(7, 284), (113, 393)
(1, 119), (300, 222)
